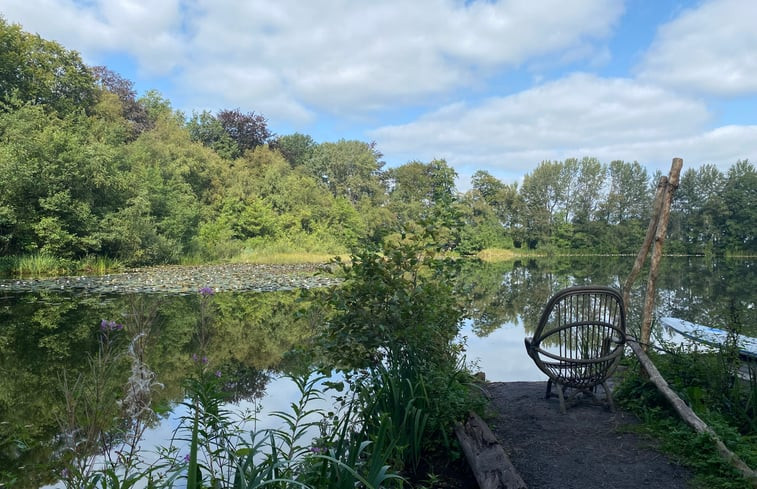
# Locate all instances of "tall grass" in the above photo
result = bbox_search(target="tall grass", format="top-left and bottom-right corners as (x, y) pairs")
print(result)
(15, 253), (71, 276)
(8, 254), (124, 277)
(77, 256), (124, 275)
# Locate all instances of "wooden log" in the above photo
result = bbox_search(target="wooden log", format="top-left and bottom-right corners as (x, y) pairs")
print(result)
(639, 158), (683, 348)
(628, 339), (757, 486)
(622, 175), (668, 315)
(454, 412), (527, 489)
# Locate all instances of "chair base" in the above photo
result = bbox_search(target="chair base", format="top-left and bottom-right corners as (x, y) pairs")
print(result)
(546, 379), (615, 414)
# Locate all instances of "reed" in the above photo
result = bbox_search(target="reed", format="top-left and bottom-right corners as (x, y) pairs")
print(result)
(15, 253), (70, 276)
(77, 256), (124, 275)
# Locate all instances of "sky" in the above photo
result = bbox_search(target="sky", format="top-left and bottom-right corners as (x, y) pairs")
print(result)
(2, 0), (757, 189)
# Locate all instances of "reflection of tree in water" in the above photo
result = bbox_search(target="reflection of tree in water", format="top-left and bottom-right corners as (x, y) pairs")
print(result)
(657, 257), (757, 337)
(463, 256), (755, 343)
(221, 362), (272, 403)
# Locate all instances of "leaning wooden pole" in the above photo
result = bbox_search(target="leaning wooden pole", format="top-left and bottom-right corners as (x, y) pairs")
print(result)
(638, 157), (683, 348)
(622, 175), (668, 317)
(628, 339), (757, 486)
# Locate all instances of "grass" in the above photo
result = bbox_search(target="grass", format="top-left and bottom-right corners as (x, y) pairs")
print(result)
(231, 249), (345, 265)
(14, 253), (71, 277)
(476, 248), (518, 262)
(3, 254), (125, 278)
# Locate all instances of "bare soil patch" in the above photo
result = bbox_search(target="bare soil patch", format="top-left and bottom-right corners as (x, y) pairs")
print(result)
(483, 381), (692, 489)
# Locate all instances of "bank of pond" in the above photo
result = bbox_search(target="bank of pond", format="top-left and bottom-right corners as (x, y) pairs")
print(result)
(0, 256), (755, 488)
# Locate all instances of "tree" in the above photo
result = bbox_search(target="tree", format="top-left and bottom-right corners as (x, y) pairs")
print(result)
(672, 165), (727, 253)
(722, 160), (757, 253)
(0, 104), (126, 257)
(216, 109), (272, 155)
(0, 17), (97, 115)
(90, 66), (151, 137)
(601, 160), (651, 224)
(270, 132), (317, 168)
(304, 139), (386, 205)
(186, 110), (238, 160)
(519, 160), (570, 248)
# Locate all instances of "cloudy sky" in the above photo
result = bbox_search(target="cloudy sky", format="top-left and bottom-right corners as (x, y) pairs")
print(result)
(2, 0), (756, 187)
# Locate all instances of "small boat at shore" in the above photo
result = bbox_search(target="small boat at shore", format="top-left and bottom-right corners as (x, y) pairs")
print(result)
(660, 317), (757, 360)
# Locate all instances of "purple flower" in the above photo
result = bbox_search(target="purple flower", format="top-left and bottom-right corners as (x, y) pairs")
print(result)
(184, 453), (190, 462)
(192, 353), (198, 362)
(215, 370), (222, 378)
(100, 319), (124, 331)
(199, 287), (214, 296)
(201, 356), (208, 364)
(310, 446), (326, 454)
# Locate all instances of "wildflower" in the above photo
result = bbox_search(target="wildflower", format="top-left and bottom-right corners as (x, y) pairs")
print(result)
(201, 356), (208, 364)
(309, 445), (326, 454)
(215, 370), (222, 378)
(192, 353), (198, 362)
(199, 287), (214, 296)
(184, 453), (191, 462)
(100, 319), (124, 331)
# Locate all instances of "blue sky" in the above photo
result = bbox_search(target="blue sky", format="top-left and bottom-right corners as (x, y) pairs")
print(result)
(2, 0), (756, 188)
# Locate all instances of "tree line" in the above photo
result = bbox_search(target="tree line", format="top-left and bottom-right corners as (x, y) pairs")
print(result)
(1, 18), (754, 266)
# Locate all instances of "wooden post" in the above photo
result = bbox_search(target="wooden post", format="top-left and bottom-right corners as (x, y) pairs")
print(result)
(622, 175), (668, 316)
(638, 158), (682, 348)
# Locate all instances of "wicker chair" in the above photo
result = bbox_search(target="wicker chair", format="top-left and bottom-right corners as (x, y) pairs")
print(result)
(524, 286), (626, 413)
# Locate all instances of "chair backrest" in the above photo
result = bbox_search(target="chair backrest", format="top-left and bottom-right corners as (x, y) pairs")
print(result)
(528, 286), (626, 389)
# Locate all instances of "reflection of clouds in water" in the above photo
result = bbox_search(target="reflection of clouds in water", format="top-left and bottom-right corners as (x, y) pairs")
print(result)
(44, 375), (344, 489)
(461, 319), (544, 382)
(44, 321), (543, 488)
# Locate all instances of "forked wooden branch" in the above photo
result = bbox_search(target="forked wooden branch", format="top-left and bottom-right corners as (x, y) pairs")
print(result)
(639, 158), (682, 347)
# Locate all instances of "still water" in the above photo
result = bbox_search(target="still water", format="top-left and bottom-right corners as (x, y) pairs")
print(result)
(1, 256), (755, 487)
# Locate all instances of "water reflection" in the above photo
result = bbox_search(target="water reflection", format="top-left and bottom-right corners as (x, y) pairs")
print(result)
(2, 256), (755, 487)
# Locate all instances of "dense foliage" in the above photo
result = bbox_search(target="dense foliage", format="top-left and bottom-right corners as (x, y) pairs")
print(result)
(1, 18), (755, 269)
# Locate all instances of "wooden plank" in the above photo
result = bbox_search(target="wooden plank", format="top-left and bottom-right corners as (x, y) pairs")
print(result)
(454, 412), (527, 489)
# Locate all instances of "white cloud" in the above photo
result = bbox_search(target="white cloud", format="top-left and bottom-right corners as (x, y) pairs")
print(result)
(1, 0), (186, 75)
(2, 0), (624, 120)
(370, 73), (755, 182)
(636, 0), (757, 96)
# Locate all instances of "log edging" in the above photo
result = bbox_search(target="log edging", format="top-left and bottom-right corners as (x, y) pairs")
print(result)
(455, 411), (528, 489)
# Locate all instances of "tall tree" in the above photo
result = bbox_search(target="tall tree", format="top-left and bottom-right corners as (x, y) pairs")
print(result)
(305, 139), (386, 205)
(216, 109), (272, 155)
(722, 159), (757, 253)
(601, 160), (651, 224)
(519, 160), (571, 248)
(270, 132), (317, 168)
(186, 110), (238, 160)
(90, 66), (151, 137)
(0, 17), (97, 114)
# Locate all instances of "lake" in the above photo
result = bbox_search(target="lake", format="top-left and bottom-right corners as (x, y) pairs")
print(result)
(1, 256), (755, 487)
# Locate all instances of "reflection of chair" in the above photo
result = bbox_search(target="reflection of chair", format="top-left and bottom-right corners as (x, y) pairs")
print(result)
(524, 286), (626, 413)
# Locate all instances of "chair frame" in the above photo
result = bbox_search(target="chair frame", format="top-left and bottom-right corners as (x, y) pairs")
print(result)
(524, 285), (626, 413)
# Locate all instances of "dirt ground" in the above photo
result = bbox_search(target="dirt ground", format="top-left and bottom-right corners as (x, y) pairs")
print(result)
(481, 381), (693, 489)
